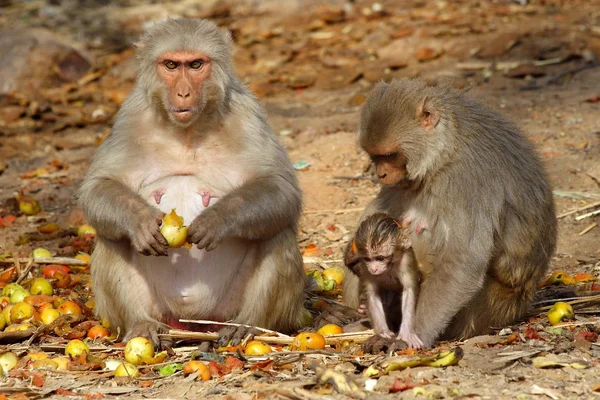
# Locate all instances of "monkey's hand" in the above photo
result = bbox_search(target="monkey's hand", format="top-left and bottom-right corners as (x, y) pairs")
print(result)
(130, 209), (169, 256)
(188, 209), (228, 251)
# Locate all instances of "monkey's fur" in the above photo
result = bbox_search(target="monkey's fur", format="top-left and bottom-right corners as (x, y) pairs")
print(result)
(344, 78), (556, 348)
(78, 19), (305, 344)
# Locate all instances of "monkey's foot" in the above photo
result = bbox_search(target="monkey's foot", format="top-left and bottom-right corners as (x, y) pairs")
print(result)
(217, 325), (261, 347)
(124, 321), (172, 349)
(362, 335), (407, 354)
(397, 331), (424, 350)
(314, 303), (363, 329)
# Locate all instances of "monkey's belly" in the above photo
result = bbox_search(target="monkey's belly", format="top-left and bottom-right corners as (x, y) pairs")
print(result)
(135, 175), (256, 321)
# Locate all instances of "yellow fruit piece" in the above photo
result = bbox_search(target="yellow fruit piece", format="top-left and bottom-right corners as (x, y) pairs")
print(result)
(32, 359), (58, 370)
(77, 224), (96, 237)
(5, 322), (34, 332)
(0, 352), (18, 373)
(114, 362), (140, 378)
(29, 278), (53, 296)
(28, 352), (49, 361)
(18, 196), (41, 215)
(547, 302), (575, 326)
(2, 283), (24, 297)
(291, 332), (326, 351)
(322, 267), (344, 285)
(2, 304), (13, 325)
(160, 209), (188, 248)
(9, 288), (30, 304)
(52, 357), (70, 370)
(10, 302), (35, 324)
(244, 340), (272, 355)
(75, 252), (91, 263)
(124, 337), (155, 365)
(31, 248), (52, 259)
(65, 339), (90, 358)
(317, 324), (344, 336)
(41, 308), (61, 325)
(0, 314), (5, 331)
(183, 360), (211, 380)
(546, 271), (576, 286)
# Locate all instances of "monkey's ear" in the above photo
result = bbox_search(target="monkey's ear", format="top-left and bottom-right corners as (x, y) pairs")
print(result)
(416, 97), (440, 130)
(351, 239), (357, 254)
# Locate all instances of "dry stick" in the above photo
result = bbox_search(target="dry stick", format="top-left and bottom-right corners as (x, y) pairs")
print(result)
(578, 222), (598, 236)
(161, 329), (375, 345)
(557, 200), (600, 219)
(15, 259), (34, 285)
(530, 294), (600, 313)
(0, 257), (87, 266)
(178, 319), (292, 338)
(575, 209), (600, 221)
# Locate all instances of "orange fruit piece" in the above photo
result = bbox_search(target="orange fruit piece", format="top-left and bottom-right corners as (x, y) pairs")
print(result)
(291, 332), (326, 350)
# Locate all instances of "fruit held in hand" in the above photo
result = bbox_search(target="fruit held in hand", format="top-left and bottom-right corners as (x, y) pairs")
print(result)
(160, 209), (189, 248)
(547, 301), (575, 325)
(124, 337), (155, 365)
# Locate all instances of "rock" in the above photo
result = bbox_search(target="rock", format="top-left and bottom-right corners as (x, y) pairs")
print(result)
(505, 63), (546, 78)
(475, 33), (520, 58)
(0, 29), (92, 94)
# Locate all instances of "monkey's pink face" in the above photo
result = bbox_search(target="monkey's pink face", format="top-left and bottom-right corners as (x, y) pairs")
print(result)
(365, 257), (391, 276)
(365, 145), (408, 186)
(156, 51), (212, 126)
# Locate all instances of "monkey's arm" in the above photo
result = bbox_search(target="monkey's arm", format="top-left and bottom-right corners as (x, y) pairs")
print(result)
(366, 281), (394, 338)
(188, 171), (301, 250)
(79, 177), (168, 256)
(413, 243), (489, 348)
(397, 252), (424, 348)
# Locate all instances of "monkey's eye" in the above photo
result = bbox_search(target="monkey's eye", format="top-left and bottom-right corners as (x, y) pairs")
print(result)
(375, 256), (386, 262)
(165, 61), (178, 70)
(381, 152), (397, 159)
(190, 60), (204, 69)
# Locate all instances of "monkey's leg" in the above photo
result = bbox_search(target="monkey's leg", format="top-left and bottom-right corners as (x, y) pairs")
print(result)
(91, 240), (167, 345)
(221, 228), (306, 346)
(366, 282), (394, 338)
(398, 287), (424, 349)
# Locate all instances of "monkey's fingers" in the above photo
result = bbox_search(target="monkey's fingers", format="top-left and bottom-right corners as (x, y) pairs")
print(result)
(151, 230), (169, 256)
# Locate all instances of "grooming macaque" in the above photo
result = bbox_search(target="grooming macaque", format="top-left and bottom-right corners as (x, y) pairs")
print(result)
(78, 19), (306, 345)
(344, 213), (423, 349)
(344, 78), (556, 349)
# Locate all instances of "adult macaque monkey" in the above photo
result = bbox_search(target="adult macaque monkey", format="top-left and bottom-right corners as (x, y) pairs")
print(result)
(344, 78), (556, 350)
(78, 19), (306, 345)
(344, 213), (423, 349)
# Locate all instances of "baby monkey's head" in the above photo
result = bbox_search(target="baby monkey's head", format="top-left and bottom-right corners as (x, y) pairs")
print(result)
(351, 213), (412, 276)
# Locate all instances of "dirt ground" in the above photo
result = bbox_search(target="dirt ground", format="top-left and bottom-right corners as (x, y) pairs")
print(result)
(1, 0), (600, 398)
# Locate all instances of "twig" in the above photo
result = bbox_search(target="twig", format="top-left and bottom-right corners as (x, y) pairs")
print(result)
(575, 209), (600, 221)
(15, 259), (34, 285)
(578, 223), (597, 236)
(0, 257), (87, 266)
(557, 200), (600, 219)
(304, 207), (364, 215)
(553, 190), (600, 199)
(161, 329), (375, 345)
(178, 319), (292, 338)
(586, 172), (600, 189)
(520, 61), (600, 91)
(530, 294), (600, 313)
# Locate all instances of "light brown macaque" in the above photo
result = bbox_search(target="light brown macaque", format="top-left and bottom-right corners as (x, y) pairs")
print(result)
(344, 213), (423, 349)
(78, 19), (306, 346)
(344, 78), (557, 350)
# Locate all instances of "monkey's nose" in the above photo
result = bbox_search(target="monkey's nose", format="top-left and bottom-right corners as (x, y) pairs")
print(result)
(178, 92), (191, 98)
(378, 173), (387, 180)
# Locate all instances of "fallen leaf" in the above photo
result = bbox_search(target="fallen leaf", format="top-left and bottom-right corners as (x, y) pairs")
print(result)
(389, 376), (415, 393)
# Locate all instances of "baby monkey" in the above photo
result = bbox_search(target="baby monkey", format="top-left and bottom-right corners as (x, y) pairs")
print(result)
(344, 213), (423, 349)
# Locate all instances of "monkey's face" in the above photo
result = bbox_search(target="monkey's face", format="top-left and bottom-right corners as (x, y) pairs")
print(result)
(365, 255), (392, 276)
(366, 150), (408, 186)
(156, 51), (212, 127)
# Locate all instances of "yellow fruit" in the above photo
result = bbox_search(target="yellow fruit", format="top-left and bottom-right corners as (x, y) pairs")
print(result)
(32, 359), (58, 370)
(9, 302), (35, 323)
(77, 224), (96, 237)
(0, 352), (18, 373)
(5, 322), (33, 332)
(2, 304), (13, 325)
(114, 362), (140, 378)
(2, 283), (24, 297)
(0, 314), (5, 330)
(29, 278), (53, 296)
(57, 301), (82, 316)
(65, 339), (90, 358)
(291, 332), (326, 351)
(52, 357), (69, 370)
(183, 360), (211, 380)
(75, 252), (91, 263)
(317, 324), (344, 336)
(124, 337), (155, 365)
(87, 325), (110, 340)
(31, 248), (52, 259)
(244, 340), (272, 355)
(547, 302), (575, 326)
(322, 267), (344, 285)
(40, 308), (61, 325)
(10, 288), (30, 304)
(28, 352), (48, 361)
(18, 196), (41, 215)
(160, 209), (189, 248)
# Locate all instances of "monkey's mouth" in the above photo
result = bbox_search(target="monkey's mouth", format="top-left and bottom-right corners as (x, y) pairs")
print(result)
(172, 108), (193, 120)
